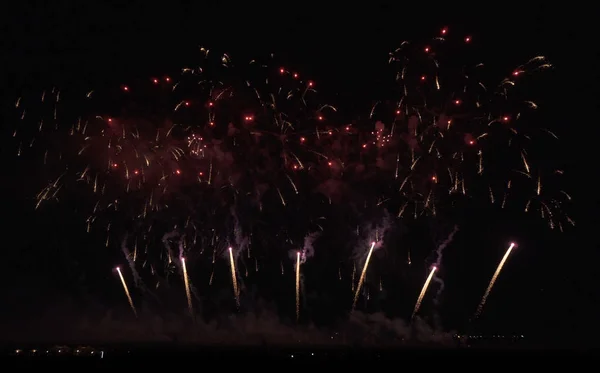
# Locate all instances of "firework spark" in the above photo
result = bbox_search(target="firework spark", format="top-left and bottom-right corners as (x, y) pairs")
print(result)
(475, 242), (517, 318)
(228, 247), (240, 309)
(181, 257), (193, 317)
(352, 242), (376, 311)
(411, 266), (437, 320)
(116, 267), (137, 318)
(296, 251), (301, 322)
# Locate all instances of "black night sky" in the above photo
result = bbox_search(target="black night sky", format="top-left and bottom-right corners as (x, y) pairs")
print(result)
(1, 2), (598, 349)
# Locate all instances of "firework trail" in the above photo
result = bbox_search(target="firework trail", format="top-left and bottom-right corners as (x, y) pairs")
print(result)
(352, 241), (376, 311)
(296, 251), (301, 322)
(411, 266), (437, 321)
(181, 257), (193, 317)
(475, 242), (517, 318)
(116, 267), (137, 318)
(228, 247), (240, 308)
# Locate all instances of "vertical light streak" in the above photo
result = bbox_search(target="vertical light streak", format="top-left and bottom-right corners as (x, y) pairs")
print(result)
(181, 257), (193, 317)
(296, 251), (301, 322)
(411, 266), (437, 320)
(116, 267), (137, 317)
(475, 242), (516, 318)
(352, 242), (376, 311)
(228, 247), (240, 308)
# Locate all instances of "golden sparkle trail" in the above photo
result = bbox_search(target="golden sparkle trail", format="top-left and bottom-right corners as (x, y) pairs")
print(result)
(116, 266), (137, 318)
(296, 251), (301, 322)
(181, 257), (194, 317)
(475, 242), (517, 318)
(352, 242), (376, 311)
(228, 247), (240, 308)
(411, 266), (437, 321)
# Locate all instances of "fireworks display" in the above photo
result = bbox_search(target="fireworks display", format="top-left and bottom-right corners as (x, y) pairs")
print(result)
(11, 28), (573, 324)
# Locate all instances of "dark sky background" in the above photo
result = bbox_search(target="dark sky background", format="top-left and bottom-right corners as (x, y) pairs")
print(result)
(1, 2), (598, 347)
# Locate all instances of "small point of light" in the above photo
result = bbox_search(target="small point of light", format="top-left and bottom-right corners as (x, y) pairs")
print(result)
(432, 266), (437, 270)
(327, 161), (332, 166)
(115, 266), (120, 270)
(308, 81), (313, 87)
(153, 78), (158, 83)
(424, 46), (430, 53)
(123, 86), (129, 91)
(503, 116), (510, 122)
(421, 75), (426, 81)
(293, 73), (298, 78)
(468, 140), (474, 145)
(513, 71), (520, 76)
(209, 122), (214, 126)
(441, 27), (448, 35)
(165, 77), (171, 82)
(346, 126), (350, 131)
(293, 165), (298, 169)
(362, 144), (367, 148)
(208, 102), (213, 107)
(465, 36), (471, 43)
(396, 110), (401, 115)
(431, 176), (437, 181)
(112, 163), (118, 168)
(280, 68), (285, 74)
(318, 116), (323, 121)
(229, 247), (232, 251)
(454, 99), (461, 105)
(184, 101), (189, 106)
(175, 169), (181, 175)
(300, 137), (305, 142)
(133, 169), (139, 175)
(107, 118), (112, 122)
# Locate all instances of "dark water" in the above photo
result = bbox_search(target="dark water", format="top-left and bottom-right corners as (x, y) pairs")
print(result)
(3, 344), (595, 360)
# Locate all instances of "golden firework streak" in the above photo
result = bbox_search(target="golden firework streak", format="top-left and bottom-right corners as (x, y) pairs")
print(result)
(181, 257), (194, 317)
(228, 247), (240, 308)
(352, 242), (376, 311)
(296, 251), (301, 322)
(411, 266), (437, 320)
(475, 242), (516, 318)
(116, 267), (137, 317)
